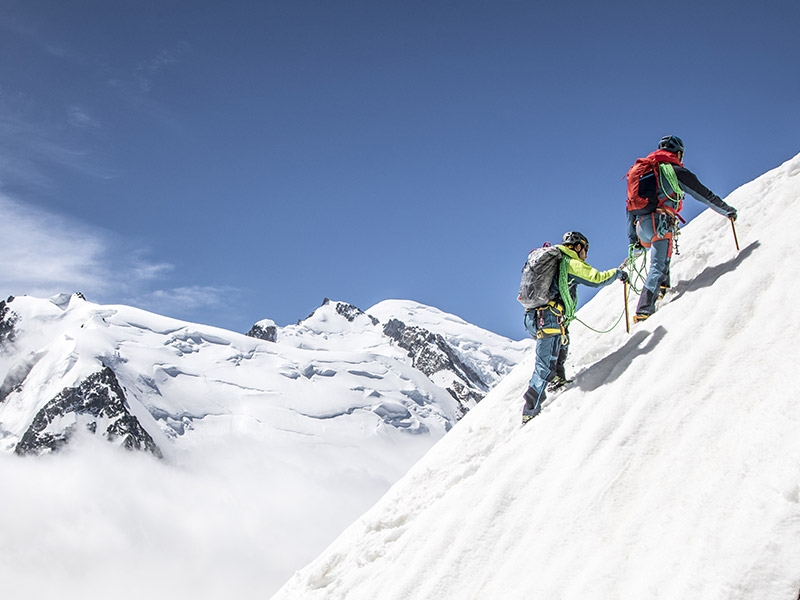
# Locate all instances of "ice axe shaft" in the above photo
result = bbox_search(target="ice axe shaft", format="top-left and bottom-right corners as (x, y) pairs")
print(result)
(730, 217), (740, 251)
(624, 281), (630, 334)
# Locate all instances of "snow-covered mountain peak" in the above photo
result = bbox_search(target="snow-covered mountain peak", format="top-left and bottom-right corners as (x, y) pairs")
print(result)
(273, 298), (384, 350)
(297, 298), (379, 331)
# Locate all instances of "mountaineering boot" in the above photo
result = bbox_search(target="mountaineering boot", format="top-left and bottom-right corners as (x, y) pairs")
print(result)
(658, 284), (669, 300)
(521, 386), (543, 424)
(635, 287), (658, 320)
(547, 375), (573, 393)
(633, 313), (650, 323)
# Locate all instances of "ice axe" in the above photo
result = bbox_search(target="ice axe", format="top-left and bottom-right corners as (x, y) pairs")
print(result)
(623, 280), (630, 333)
(730, 217), (740, 251)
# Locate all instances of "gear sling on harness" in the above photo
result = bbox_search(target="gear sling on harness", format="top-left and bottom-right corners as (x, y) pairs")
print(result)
(530, 301), (569, 345)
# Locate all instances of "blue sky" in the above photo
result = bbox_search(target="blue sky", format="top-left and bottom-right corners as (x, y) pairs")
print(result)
(1, 0), (798, 339)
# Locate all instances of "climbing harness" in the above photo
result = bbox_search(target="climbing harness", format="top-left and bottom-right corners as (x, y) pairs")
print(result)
(532, 301), (569, 345)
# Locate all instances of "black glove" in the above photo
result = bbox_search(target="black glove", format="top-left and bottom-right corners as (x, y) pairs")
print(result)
(727, 209), (738, 221)
(617, 269), (629, 283)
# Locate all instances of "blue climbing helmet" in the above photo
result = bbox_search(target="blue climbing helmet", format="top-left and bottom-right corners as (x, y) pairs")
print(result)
(658, 135), (685, 155)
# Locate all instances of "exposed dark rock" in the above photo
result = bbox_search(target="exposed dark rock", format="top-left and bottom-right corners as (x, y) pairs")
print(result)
(383, 319), (485, 387)
(0, 298), (19, 346)
(335, 301), (378, 325)
(383, 318), (488, 414)
(246, 322), (277, 342)
(301, 299), (378, 325)
(14, 366), (162, 458)
(447, 380), (484, 410)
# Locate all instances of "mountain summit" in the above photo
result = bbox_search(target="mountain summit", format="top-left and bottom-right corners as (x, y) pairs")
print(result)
(271, 155), (800, 600)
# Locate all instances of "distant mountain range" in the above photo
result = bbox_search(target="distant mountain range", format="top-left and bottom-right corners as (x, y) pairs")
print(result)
(0, 294), (532, 458)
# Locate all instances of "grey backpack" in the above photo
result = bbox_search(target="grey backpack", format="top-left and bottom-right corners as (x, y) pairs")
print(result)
(517, 245), (562, 309)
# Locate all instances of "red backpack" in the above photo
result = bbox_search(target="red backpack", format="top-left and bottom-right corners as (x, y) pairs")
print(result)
(626, 149), (684, 212)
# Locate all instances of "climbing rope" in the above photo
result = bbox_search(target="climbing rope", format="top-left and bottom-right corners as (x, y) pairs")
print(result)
(569, 247), (651, 335)
(624, 247), (649, 294)
(572, 307), (626, 334)
(557, 254), (578, 324)
(554, 247), (649, 336)
(658, 163), (685, 209)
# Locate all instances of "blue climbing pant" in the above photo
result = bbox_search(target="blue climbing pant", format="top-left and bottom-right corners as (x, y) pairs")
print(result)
(636, 212), (673, 315)
(523, 305), (565, 417)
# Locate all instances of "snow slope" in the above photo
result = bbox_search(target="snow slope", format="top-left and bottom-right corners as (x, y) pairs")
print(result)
(271, 152), (800, 600)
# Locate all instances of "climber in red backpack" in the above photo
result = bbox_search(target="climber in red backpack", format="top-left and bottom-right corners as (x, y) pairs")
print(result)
(626, 135), (738, 321)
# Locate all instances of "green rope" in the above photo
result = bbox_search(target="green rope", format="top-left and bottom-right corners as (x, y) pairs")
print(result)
(625, 247), (649, 294)
(659, 163), (685, 207)
(570, 252), (632, 334)
(573, 307), (626, 334)
(558, 254), (577, 324)
(558, 250), (636, 334)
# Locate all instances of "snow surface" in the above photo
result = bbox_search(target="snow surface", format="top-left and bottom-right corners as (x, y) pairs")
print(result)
(271, 152), (800, 599)
(0, 294), (529, 598)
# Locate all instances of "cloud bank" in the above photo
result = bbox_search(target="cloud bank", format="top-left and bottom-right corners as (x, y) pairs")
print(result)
(0, 193), (230, 317)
